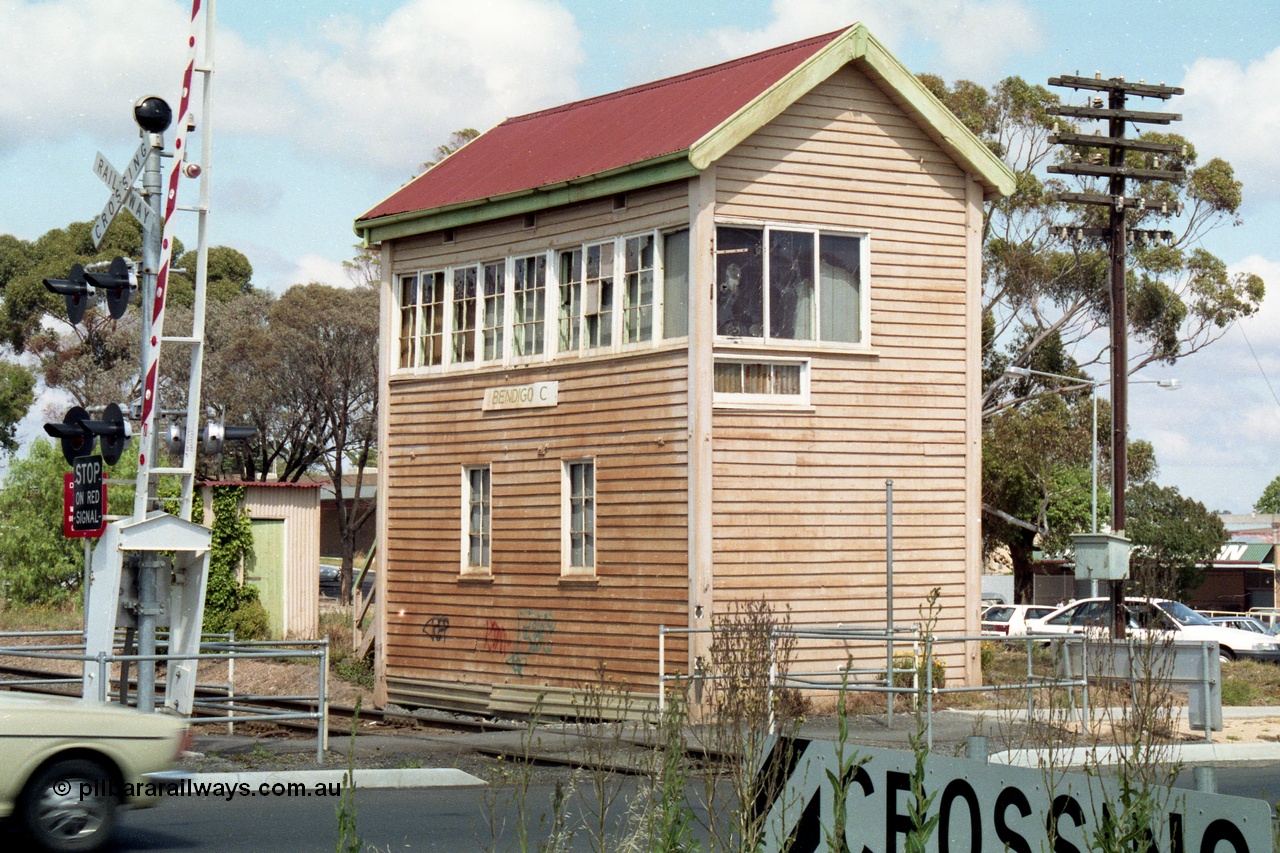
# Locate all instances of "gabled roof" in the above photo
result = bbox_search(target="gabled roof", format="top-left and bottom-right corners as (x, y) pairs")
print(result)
(356, 23), (1015, 244)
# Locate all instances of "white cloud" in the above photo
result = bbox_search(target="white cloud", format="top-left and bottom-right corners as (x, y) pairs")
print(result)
(214, 0), (584, 175)
(1125, 254), (1280, 512)
(217, 178), (284, 217)
(692, 0), (1043, 81)
(1181, 49), (1280, 202)
(288, 253), (352, 289)
(0, 0), (584, 177)
(0, 0), (189, 151)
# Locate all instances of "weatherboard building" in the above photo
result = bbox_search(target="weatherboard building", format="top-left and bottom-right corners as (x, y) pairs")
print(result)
(355, 24), (1013, 712)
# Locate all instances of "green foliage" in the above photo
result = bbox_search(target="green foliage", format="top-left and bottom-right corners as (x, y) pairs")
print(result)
(0, 439), (136, 606)
(0, 360), (36, 453)
(417, 127), (479, 175)
(1255, 476), (1280, 514)
(335, 697), (363, 853)
(0, 441), (82, 605)
(1220, 679), (1254, 706)
(824, 663), (867, 853)
(333, 654), (374, 690)
(903, 589), (943, 853)
(199, 485), (267, 639)
(0, 217), (144, 351)
(646, 690), (699, 853)
(168, 246), (255, 308)
(1125, 482), (1228, 599)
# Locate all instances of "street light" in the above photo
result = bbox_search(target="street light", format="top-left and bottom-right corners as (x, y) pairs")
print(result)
(1005, 367), (1182, 531)
(1005, 366), (1102, 533)
(1004, 366), (1181, 596)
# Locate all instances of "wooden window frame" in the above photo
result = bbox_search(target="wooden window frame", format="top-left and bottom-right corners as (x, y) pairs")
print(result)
(461, 465), (492, 577)
(714, 221), (870, 348)
(392, 228), (684, 375)
(561, 459), (596, 578)
(712, 356), (811, 409)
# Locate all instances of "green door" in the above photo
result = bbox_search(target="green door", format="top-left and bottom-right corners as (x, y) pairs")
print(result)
(247, 518), (286, 638)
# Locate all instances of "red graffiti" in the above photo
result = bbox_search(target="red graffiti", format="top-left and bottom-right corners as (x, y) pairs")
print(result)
(481, 620), (511, 654)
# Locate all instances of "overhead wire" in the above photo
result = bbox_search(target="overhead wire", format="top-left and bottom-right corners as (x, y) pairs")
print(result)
(1235, 319), (1280, 409)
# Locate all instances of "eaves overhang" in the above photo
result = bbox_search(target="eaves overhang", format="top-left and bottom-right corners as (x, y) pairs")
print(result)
(356, 152), (699, 246)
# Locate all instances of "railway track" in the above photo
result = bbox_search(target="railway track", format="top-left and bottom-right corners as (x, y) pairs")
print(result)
(0, 661), (521, 738)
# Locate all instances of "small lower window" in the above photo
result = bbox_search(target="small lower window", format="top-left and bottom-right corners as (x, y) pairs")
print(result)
(713, 359), (809, 407)
(463, 466), (491, 574)
(563, 460), (595, 576)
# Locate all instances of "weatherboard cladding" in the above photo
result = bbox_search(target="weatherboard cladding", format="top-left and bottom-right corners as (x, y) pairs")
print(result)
(357, 30), (841, 223)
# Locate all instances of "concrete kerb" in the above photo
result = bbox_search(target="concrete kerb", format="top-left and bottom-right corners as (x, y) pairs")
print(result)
(185, 768), (484, 789)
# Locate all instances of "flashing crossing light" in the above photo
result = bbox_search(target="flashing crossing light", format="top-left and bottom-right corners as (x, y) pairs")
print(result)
(43, 264), (93, 324)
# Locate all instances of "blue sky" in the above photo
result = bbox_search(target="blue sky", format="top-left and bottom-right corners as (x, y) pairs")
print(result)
(1, 0), (1278, 517)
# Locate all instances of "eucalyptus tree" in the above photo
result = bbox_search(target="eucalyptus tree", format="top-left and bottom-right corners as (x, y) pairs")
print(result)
(920, 75), (1260, 596)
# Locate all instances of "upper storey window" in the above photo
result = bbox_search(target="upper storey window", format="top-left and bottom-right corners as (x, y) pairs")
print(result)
(398, 271), (446, 369)
(716, 225), (866, 346)
(395, 229), (689, 373)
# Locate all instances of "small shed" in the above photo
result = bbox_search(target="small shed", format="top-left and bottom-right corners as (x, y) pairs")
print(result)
(199, 481), (322, 639)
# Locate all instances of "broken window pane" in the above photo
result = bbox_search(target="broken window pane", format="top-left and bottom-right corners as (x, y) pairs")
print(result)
(399, 274), (418, 368)
(584, 242), (613, 348)
(558, 249), (582, 351)
(769, 230), (814, 340)
(452, 266), (478, 364)
(624, 234), (655, 343)
(716, 227), (763, 337)
(481, 262), (504, 361)
(419, 272), (446, 367)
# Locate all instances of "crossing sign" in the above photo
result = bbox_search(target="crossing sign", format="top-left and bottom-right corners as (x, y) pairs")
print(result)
(91, 142), (156, 246)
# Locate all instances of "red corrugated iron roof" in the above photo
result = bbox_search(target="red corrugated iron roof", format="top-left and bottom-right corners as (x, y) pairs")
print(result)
(199, 480), (322, 490)
(358, 29), (846, 224)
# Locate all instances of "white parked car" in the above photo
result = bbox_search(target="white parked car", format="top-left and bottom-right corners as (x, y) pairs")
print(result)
(0, 693), (189, 852)
(1027, 597), (1280, 663)
(981, 604), (1057, 636)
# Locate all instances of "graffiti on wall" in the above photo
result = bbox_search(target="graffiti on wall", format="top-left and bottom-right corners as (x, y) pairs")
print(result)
(477, 610), (556, 674)
(481, 620), (511, 655)
(422, 615), (450, 642)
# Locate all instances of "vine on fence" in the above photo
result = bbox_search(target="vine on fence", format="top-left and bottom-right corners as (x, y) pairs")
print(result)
(197, 485), (268, 638)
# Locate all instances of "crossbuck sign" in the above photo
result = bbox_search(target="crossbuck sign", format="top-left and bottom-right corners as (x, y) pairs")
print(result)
(91, 142), (157, 247)
(753, 738), (1270, 853)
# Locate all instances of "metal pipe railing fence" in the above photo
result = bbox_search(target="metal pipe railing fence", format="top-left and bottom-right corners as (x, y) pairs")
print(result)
(659, 624), (1219, 749)
(0, 633), (330, 763)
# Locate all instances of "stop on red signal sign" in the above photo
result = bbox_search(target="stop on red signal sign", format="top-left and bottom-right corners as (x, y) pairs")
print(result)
(63, 456), (106, 538)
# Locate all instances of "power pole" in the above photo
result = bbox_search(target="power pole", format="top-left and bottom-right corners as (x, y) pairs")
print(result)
(1047, 74), (1184, 639)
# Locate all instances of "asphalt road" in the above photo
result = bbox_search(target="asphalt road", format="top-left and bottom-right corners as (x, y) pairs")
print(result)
(113, 781), (648, 853)
(107, 762), (1280, 853)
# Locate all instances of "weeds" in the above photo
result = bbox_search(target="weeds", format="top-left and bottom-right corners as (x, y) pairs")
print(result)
(901, 589), (941, 853)
(822, 659), (867, 853)
(481, 696), (577, 853)
(335, 697), (362, 853)
(572, 662), (636, 852)
(690, 598), (803, 852)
